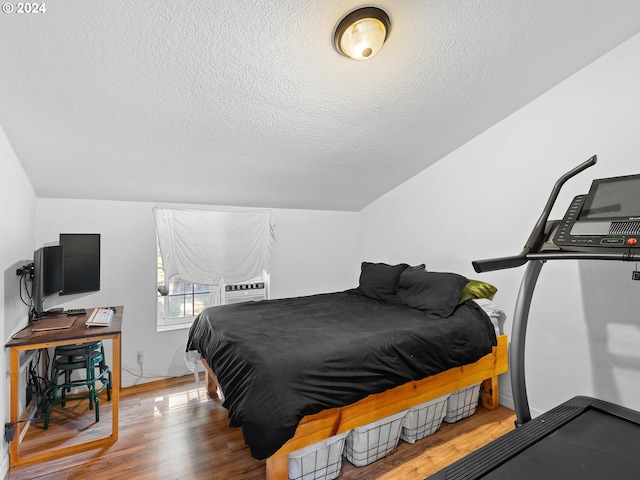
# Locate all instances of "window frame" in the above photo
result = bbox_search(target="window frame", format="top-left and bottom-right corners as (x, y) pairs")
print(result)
(156, 241), (269, 332)
(156, 241), (221, 332)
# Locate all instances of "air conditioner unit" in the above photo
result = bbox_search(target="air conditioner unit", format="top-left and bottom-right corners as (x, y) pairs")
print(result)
(222, 282), (267, 305)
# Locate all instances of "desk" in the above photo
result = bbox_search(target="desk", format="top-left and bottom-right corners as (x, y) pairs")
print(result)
(5, 306), (123, 467)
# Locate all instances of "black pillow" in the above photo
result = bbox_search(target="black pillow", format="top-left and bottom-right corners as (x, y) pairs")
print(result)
(356, 262), (409, 303)
(397, 269), (468, 317)
(399, 263), (426, 278)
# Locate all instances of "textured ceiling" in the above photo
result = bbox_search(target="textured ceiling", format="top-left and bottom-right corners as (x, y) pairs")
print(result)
(2, 1), (640, 211)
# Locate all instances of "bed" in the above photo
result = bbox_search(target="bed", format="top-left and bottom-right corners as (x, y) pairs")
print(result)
(186, 262), (509, 480)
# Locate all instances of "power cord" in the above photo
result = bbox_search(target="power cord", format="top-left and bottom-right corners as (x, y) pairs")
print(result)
(4, 350), (50, 445)
(27, 351), (51, 413)
(122, 366), (174, 385)
(4, 411), (41, 444)
(16, 265), (33, 307)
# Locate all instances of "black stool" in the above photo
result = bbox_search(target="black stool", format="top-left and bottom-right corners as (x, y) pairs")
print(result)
(44, 341), (112, 430)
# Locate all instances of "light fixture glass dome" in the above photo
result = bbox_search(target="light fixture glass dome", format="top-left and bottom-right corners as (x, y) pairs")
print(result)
(334, 7), (390, 61)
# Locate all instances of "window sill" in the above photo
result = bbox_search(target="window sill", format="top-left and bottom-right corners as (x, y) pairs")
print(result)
(157, 318), (196, 332)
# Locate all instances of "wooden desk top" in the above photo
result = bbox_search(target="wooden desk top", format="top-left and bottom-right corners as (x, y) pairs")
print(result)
(6, 306), (123, 348)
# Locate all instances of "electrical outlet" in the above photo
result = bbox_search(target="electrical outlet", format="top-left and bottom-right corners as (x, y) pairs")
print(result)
(137, 349), (145, 364)
(633, 271), (640, 281)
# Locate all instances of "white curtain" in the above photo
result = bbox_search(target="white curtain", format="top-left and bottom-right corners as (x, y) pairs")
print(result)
(153, 205), (275, 285)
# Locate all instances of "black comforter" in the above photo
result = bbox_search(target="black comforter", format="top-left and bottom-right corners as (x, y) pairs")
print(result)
(186, 290), (497, 459)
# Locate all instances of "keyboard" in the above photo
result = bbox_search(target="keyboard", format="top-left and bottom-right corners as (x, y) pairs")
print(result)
(85, 308), (114, 327)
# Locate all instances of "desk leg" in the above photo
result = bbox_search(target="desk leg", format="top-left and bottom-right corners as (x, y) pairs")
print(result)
(112, 334), (120, 441)
(9, 347), (19, 465)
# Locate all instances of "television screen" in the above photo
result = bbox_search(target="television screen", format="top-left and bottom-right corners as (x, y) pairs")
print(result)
(60, 233), (100, 295)
(32, 245), (62, 318)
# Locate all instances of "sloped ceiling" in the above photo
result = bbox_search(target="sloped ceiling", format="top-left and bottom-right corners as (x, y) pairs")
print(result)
(2, 1), (640, 211)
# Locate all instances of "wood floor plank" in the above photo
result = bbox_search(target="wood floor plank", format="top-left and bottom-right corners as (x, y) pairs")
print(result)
(7, 374), (515, 480)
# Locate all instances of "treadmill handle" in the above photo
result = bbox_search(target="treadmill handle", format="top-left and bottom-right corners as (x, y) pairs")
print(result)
(472, 155), (598, 274)
(472, 254), (528, 273)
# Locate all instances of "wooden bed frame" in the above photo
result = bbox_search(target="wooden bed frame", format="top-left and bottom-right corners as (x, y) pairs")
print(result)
(201, 334), (508, 480)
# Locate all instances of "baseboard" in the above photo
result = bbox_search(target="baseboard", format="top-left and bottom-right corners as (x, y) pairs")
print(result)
(499, 393), (514, 411)
(121, 364), (194, 388)
(0, 451), (9, 480)
(17, 401), (39, 445)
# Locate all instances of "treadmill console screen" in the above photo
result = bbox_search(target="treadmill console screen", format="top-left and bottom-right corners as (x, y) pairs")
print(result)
(579, 174), (640, 221)
(553, 173), (640, 251)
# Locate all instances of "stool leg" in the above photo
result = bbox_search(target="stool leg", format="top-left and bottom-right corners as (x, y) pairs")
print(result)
(65, 369), (72, 393)
(47, 343), (107, 428)
(44, 402), (51, 430)
(86, 351), (95, 411)
(105, 369), (112, 401)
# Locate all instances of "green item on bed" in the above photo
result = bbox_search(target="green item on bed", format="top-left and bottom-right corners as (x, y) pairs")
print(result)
(459, 279), (498, 303)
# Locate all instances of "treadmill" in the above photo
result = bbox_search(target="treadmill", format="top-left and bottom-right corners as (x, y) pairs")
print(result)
(427, 156), (640, 479)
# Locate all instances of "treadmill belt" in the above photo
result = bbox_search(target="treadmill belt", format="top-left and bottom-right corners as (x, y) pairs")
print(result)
(484, 408), (640, 479)
(426, 397), (640, 480)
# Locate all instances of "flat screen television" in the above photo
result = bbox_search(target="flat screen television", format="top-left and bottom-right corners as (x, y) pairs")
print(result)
(32, 245), (63, 319)
(60, 233), (101, 295)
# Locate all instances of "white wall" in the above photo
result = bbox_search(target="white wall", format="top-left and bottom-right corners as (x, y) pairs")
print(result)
(0, 126), (37, 478)
(360, 32), (640, 416)
(35, 199), (359, 386)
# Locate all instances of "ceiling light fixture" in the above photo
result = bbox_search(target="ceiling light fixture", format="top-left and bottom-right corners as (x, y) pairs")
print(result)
(334, 7), (391, 61)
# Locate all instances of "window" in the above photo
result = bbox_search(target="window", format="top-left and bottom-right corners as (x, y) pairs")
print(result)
(156, 242), (270, 331)
(156, 242), (220, 331)
(153, 206), (274, 331)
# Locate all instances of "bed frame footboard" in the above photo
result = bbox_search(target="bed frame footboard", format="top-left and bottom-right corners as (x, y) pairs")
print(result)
(201, 334), (508, 480)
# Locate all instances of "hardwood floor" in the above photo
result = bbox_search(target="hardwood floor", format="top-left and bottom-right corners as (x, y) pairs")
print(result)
(7, 375), (516, 480)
